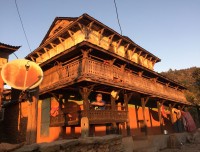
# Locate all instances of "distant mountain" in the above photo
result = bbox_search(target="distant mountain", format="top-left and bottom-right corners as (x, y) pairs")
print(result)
(161, 67), (200, 104)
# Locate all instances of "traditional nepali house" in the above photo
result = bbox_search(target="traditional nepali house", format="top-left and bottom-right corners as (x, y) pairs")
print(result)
(1, 14), (193, 144)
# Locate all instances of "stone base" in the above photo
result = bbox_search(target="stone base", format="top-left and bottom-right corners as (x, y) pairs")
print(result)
(13, 135), (123, 152)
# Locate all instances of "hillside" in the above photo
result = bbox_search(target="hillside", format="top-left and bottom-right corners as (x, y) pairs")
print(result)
(161, 67), (200, 104)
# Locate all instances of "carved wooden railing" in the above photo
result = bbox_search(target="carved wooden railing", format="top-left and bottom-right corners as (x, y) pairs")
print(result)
(40, 58), (187, 103)
(40, 59), (82, 91)
(84, 58), (187, 103)
(50, 109), (127, 127)
(50, 113), (66, 127)
(81, 110), (127, 124)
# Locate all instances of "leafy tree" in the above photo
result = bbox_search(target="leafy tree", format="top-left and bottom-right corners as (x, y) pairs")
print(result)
(161, 67), (200, 104)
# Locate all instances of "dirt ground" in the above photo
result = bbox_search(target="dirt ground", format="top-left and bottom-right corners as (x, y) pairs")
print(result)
(160, 143), (200, 152)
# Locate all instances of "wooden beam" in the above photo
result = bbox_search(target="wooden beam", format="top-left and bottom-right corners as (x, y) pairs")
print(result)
(138, 51), (142, 56)
(44, 47), (50, 58)
(157, 101), (163, 133)
(148, 57), (153, 61)
(77, 23), (84, 34)
(124, 44), (130, 58)
(153, 59), (158, 64)
(169, 104), (174, 124)
(116, 39), (122, 51)
(124, 93), (133, 136)
(50, 43), (57, 52)
(67, 30), (75, 41)
(175, 86), (179, 90)
(144, 97), (150, 105)
(98, 28), (105, 45)
(79, 87), (93, 110)
(141, 97), (149, 135)
(178, 105), (185, 110)
(111, 90), (120, 110)
(58, 37), (65, 42)
(125, 44), (130, 52)
(151, 77), (158, 83)
(144, 54), (148, 59)
(138, 71), (143, 77)
(108, 34), (115, 46)
(132, 47), (137, 53)
(30, 56), (36, 62)
(166, 82), (170, 87)
(58, 37), (65, 48)
(87, 21), (94, 29)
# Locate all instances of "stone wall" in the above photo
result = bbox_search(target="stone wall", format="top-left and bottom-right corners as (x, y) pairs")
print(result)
(14, 135), (123, 152)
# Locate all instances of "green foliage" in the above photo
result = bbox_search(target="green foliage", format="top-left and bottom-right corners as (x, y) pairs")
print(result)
(161, 67), (200, 104)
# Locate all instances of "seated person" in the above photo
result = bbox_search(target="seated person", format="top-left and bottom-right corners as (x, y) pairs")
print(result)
(91, 93), (106, 110)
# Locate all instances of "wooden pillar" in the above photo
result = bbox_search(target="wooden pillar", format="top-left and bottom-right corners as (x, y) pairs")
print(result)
(157, 101), (165, 134)
(169, 103), (177, 124)
(110, 90), (120, 134)
(135, 105), (139, 128)
(81, 49), (90, 75)
(124, 93), (133, 136)
(141, 97), (149, 135)
(26, 87), (39, 144)
(79, 87), (91, 111)
(79, 86), (93, 137)
(157, 100), (165, 133)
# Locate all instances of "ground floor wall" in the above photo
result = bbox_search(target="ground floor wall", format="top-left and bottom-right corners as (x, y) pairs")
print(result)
(36, 98), (174, 143)
(0, 99), (187, 144)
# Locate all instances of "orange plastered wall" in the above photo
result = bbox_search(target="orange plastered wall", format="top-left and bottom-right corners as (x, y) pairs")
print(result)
(37, 99), (60, 143)
(128, 105), (162, 135)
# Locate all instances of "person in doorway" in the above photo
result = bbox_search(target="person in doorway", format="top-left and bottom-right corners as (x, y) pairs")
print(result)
(91, 93), (106, 110)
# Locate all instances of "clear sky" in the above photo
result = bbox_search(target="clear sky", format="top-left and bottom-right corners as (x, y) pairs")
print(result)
(0, 0), (200, 72)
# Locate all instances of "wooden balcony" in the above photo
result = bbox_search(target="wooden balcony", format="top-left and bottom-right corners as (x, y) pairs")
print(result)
(50, 109), (128, 127)
(40, 58), (188, 104)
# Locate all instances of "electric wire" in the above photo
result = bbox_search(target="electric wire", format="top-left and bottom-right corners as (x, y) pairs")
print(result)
(114, 0), (123, 35)
(15, 0), (32, 52)
(13, 52), (19, 59)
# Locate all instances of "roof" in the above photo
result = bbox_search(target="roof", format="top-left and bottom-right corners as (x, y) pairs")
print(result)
(0, 42), (20, 55)
(26, 13), (161, 62)
(39, 17), (78, 46)
(24, 13), (186, 90)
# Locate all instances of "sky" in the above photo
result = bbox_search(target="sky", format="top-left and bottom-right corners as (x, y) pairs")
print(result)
(0, 0), (200, 72)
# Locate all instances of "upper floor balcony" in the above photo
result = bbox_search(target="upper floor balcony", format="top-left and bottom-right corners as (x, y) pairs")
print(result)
(40, 58), (188, 104)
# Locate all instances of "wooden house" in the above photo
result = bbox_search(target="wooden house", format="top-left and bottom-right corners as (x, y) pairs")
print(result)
(1, 14), (192, 144)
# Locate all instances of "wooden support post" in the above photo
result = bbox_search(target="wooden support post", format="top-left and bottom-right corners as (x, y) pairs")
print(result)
(110, 90), (120, 134)
(26, 87), (39, 144)
(124, 93), (133, 136)
(135, 105), (140, 128)
(81, 49), (89, 75)
(141, 97), (149, 135)
(79, 87), (92, 111)
(169, 103), (176, 124)
(178, 105), (185, 111)
(157, 101), (165, 134)
(79, 86), (94, 137)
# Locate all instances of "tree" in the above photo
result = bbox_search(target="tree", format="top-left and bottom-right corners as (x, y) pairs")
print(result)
(192, 68), (200, 104)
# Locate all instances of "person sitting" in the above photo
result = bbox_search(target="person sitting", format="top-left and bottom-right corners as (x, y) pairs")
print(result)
(91, 93), (106, 110)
